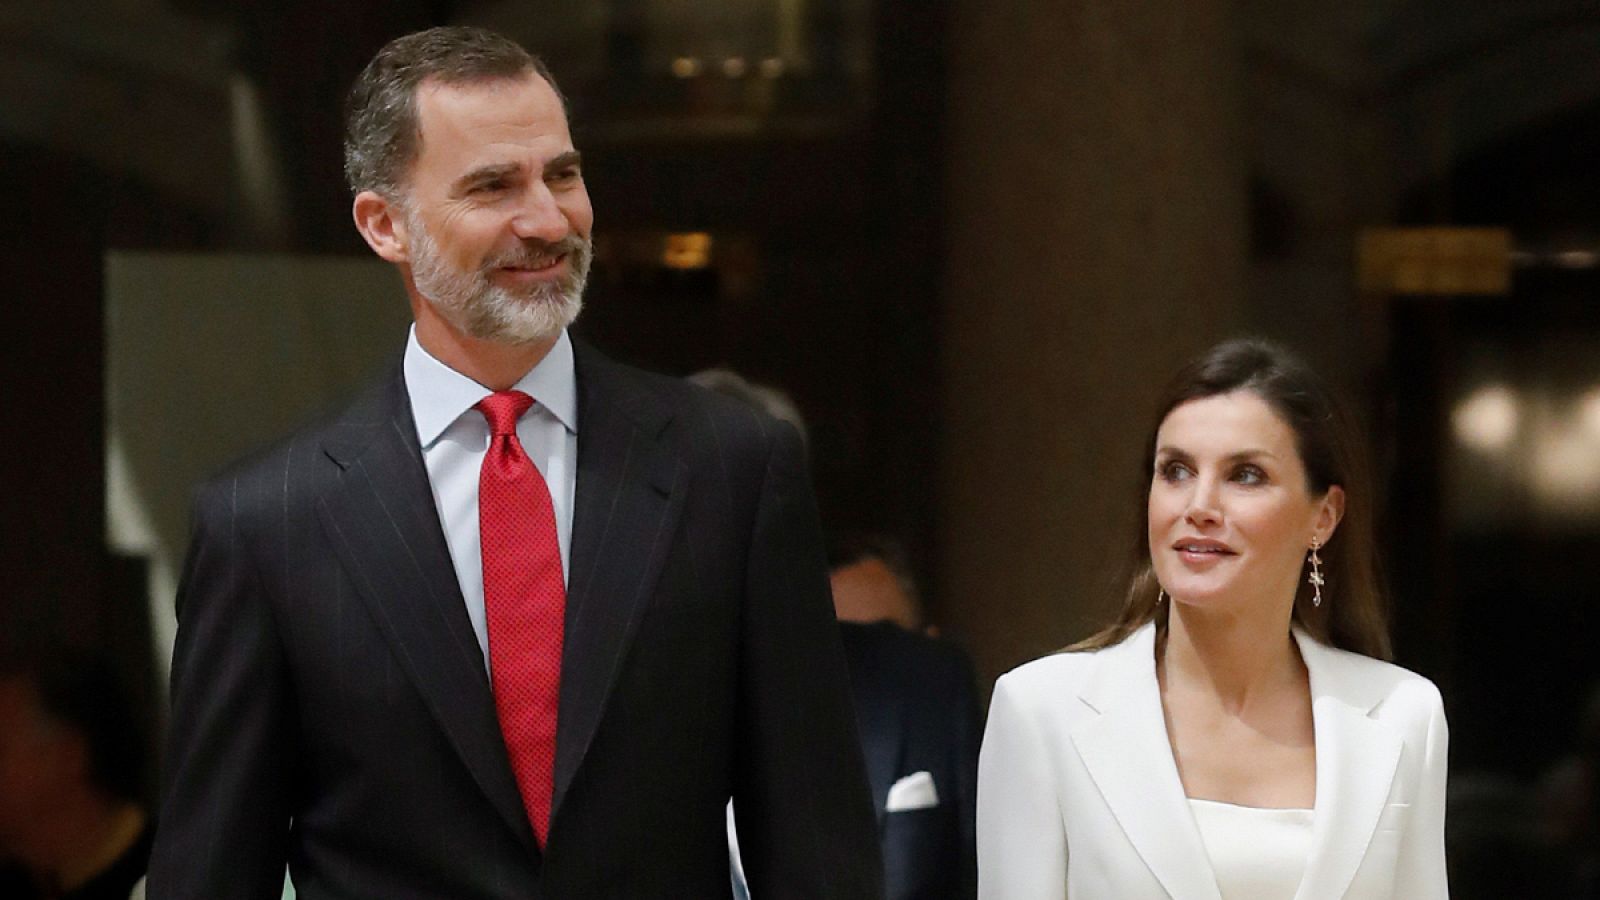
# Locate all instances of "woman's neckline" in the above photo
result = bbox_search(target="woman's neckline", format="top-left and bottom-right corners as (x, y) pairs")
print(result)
(1187, 796), (1313, 815)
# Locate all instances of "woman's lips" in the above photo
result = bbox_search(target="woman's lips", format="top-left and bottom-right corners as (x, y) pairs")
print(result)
(1172, 539), (1235, 565)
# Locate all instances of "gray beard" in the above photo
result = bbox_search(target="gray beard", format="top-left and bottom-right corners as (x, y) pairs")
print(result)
(407, 213), (590, 345)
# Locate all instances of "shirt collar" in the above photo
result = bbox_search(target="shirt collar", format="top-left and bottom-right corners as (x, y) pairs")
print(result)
(403, 325), (578, 449)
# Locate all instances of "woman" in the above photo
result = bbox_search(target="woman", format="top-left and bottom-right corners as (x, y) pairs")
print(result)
(977, 339), (1447, 899)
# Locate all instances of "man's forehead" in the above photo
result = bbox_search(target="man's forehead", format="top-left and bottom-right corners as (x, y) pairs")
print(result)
(411, 74), (573, 169)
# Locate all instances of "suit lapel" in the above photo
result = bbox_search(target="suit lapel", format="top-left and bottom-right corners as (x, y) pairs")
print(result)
(315, 368), (537, 853)
(551, 341), (685, 823)
(1071, 625), (1222, 900)
(842, 628), (902, 825)
(1292, 631), (1402, 900)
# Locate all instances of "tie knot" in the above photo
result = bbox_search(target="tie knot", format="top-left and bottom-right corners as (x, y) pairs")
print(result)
(476, 390), (535, 436)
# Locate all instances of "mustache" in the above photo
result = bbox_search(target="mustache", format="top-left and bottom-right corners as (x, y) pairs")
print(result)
(484, 234), (591, 270)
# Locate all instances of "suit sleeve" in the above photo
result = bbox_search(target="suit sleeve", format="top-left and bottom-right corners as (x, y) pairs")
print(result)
(147, 478), (296, 899)
(951, 650), (983, 899)
(1392, 683), (1449, 898)
(977, 674), (1068, 900)
(731, 422), (884, 899)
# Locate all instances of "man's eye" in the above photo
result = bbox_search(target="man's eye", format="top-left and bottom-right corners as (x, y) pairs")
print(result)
(548, 168), (580, 183)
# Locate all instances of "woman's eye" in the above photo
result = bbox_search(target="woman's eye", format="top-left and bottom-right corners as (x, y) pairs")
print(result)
(1158, 461), (1191, 482)
(1232, 465), (1266, 485)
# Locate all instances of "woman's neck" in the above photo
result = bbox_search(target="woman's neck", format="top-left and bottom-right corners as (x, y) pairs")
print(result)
(1160, 604), (1303, 713)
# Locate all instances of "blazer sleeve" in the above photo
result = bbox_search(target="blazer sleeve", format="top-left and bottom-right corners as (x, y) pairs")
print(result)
(146, 478), (296, 900)
(977, 673), (1068, 900)
(952, 651), (984, 900)
(1391, 683), (1449, 898)
(730, 422), (884, 899)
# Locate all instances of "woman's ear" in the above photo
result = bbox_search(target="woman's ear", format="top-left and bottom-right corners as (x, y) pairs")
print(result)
(1316, 484), (1346, 544)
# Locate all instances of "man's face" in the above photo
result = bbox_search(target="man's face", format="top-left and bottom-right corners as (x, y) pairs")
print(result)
(397, 73), (594, 345)
(830, 557), (922, 631)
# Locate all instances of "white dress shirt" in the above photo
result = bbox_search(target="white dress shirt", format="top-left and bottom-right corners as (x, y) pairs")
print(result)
(402, 326), (578, 675)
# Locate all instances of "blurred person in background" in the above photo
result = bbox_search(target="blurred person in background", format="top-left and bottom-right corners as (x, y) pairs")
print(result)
(829, 534), (980, 900)
(0, 650), (151, 900)
(978, 338), (1449, 899)
(693, 368), (980, 899)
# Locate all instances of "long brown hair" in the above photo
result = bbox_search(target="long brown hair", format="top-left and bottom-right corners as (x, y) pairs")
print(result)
(1072, 338), (1392, 660)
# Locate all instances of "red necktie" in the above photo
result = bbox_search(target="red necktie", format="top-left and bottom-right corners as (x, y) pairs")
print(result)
(476, 390), (565, 846)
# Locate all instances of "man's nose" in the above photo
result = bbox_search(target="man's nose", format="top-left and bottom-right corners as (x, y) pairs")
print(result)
(509, 184), (569, 243)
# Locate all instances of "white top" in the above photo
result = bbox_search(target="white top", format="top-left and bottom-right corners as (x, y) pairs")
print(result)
(976, 623), (1450, 899)
(1188, 798), (1313, 900)
(402, 326), (579, 676)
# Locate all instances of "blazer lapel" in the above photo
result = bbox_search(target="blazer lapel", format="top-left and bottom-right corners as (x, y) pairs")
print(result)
(1292, 631), (1402, 900)
(859, 701), (901, 827)
(315, 368), (538, 853)
(550, 342), (686, 823)
(1071, 625), (1222, 900)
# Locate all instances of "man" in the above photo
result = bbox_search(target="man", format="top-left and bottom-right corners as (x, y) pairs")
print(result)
(147, 27), (879, 899)
(0, 653), (152, 900)
(828, 537), (980, 900)
(688, 366), (976, 900)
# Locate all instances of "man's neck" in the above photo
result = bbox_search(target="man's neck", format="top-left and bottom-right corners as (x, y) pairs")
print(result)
(410, 298), (557, 391)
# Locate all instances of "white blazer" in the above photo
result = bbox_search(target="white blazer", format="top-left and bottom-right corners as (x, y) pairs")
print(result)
(977, 623), (1447, 899)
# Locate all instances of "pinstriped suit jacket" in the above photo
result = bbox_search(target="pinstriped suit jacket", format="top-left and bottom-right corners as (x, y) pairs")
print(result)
(147, 339), (882, 899)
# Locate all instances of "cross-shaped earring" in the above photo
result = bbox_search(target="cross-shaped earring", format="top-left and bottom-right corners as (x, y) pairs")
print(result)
(1308, 537), (1325, 607)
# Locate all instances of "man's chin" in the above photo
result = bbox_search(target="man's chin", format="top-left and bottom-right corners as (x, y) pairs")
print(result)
(462, 297), (582, 346)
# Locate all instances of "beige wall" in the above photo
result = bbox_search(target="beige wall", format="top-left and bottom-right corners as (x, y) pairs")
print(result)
(940, 2), (1250, 683)
(106, 252), (411, 684)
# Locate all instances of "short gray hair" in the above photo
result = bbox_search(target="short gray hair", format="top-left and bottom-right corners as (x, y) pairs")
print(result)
(343, 26), (562, 198)
(688, 368), (810, 451)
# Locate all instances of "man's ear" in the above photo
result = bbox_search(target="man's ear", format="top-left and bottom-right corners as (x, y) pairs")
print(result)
(352, 190), (409, 263)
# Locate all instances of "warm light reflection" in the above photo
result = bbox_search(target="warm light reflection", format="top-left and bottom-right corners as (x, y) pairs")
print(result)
(662, 233), (714, 270)
(1581, 387), (1600, 440)
(1531, 425), (1600, 505)
(1452, 384), (1519, 452)
(671, 57), (702, 78)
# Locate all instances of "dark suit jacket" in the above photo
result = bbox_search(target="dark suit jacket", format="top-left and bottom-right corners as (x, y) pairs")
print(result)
(839, 623), (980, 900)
(147, 340), (881, 899)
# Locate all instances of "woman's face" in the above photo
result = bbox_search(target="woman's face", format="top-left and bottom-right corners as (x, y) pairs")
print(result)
(1147, 390), (1343, 619)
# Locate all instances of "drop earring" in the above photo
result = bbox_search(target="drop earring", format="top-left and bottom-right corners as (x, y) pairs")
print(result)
(1308, 537), (1324, 607)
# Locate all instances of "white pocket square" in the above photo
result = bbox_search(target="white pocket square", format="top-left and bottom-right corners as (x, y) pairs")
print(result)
(885, 770), (939, 812)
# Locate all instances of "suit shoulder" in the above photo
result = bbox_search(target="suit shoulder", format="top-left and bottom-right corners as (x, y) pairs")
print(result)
(1368, 659), (1445, 718)
(993, 647), (1101, 706)
(1303, 638), (1445, 722)
(191, 371), (394, 514)
(840, 622), (978, 693)
(578, 343), (797, 452)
